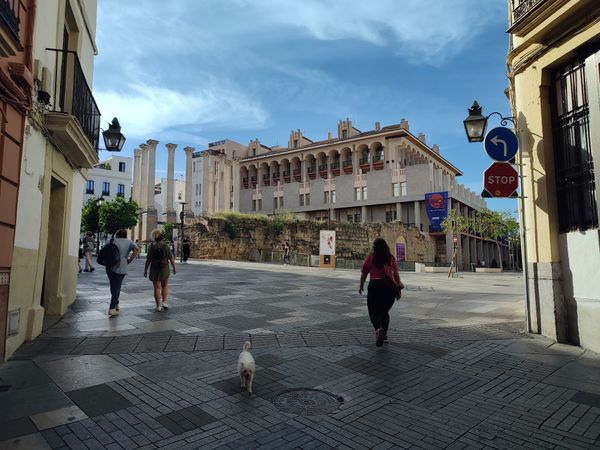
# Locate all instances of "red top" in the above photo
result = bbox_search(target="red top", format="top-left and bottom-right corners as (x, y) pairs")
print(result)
(361, 254), (399, 280)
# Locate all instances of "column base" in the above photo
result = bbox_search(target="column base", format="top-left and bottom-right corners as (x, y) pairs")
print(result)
(528, 261), (567, 342)
(141, 209), (158, 242)
(164, 210), (177, 224)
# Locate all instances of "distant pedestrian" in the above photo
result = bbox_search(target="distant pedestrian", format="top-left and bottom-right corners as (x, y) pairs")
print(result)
(78, 237), (84, 273)
(83, 231), (95, 272)
(106, 229), (140, 316)
(283, 241), (291, 265)
(144, 229), (177, 312)
(182, 238), (190, 262)
(359, 238), (403, 347)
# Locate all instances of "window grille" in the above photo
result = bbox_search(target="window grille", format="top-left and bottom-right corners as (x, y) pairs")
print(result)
(551, 58), (598, 232)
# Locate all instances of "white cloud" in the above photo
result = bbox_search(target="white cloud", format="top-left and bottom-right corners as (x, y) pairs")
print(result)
(95, 83), (267, 139)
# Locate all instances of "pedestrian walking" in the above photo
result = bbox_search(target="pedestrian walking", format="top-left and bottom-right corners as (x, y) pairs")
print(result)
(83, 231), (96, 272)
(358, 238), (403, 347)
(78, 237), (84, 273)
(144, 229), (177, 312)
(105, 229), (140, 316)
(182, 237), (190, 262)
(283, 241), (291, 265)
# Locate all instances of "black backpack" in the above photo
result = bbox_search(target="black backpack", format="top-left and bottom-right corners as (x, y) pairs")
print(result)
(97, 239), (120, 267)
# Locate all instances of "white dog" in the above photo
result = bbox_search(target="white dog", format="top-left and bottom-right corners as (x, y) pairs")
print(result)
(237, 341), (255, 396)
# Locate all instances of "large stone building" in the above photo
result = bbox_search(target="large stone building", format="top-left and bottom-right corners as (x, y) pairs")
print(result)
(235, 119), (489, 268)
(82, 155), (132, 204)
(0, 0), (35, 361)
(5, 0), (100, 360)
(507, 0), (600, 352)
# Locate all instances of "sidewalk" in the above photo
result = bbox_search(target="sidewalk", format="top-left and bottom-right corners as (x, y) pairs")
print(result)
(1, 260), (599, 449)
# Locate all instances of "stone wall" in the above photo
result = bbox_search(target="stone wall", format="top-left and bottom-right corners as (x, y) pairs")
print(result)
(186, 217), (435, 262)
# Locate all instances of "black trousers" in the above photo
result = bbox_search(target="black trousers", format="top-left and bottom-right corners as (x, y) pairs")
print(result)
(106, 268), (125, 309)
(367, 279), (396, 332)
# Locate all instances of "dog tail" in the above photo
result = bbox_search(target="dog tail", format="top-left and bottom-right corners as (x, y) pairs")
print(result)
(242, 341), (251, 351)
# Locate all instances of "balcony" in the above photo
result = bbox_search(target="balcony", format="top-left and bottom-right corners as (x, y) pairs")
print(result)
(272, 172), (280, 182)
(373, 154), (384, 170)
(509, 0), (562, 36)
(359, 157), (371, 173)
(331, 161), (340, 176)
(0, 0), (22, 56)
(343, 159), (353, 174)
(307, 166), (316, 180)
(283, 170), (291, 183)
(318, 163), (328, 178)
(293, 168), (302, 182)
(242, 177), (249, 189)
(262, 174), (271, 186)
(45, 49), (100, 169)
(250, 176), (257, 188)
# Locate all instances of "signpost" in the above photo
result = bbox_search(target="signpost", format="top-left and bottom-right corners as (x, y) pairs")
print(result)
(483, 162), (519, 198)
(484, 127), (519, 162)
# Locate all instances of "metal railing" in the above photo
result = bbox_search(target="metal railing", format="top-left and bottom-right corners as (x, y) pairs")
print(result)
(47, 49), (101, 151)
(512, 0), (547, 23)
(343, 160), (353, 167)
(0, 0), (20, 41)
(359, 157), (370, 165)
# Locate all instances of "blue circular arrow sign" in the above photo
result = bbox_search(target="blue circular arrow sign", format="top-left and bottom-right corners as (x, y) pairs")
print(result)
(484, 127), (519, 162)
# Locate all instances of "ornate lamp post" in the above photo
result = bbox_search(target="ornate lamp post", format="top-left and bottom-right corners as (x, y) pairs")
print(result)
(102, 118), (126, 152)
(179, 201), (187, 263)
(96, 195), (105, 251)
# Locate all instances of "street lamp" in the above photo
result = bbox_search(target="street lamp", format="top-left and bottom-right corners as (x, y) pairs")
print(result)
(179, 201), (187, 263)
(96, 195), (105, 251)
(463, 100), (515, 143)
(102, 118), (126, 152)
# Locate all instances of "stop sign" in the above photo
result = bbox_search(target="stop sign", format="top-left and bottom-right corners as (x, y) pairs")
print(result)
(483, 162), (518, 197)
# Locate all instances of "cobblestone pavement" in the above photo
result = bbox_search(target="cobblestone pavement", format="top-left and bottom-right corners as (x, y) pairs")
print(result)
(1, 260), (599, 449)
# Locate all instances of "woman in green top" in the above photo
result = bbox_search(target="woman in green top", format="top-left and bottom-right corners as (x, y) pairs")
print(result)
(144, 229), (177, 312)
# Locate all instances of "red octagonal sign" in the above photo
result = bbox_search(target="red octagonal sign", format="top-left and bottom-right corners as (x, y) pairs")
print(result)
(483, 162), (518, 197)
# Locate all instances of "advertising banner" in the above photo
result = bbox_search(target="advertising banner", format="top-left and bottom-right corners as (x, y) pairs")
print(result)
(319, 230), (336, 256)
(425, 191), (448, 232)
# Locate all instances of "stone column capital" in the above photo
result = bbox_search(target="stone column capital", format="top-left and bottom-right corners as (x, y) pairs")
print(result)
(140, 143), (148, 151)
(146, 139), (159, 149)
(166, 143), (178, 152)
(184, 146), (195, 156)
(134, 148), (141, 158)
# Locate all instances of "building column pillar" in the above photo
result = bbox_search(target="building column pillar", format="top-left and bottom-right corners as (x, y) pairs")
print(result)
(353, 146), (359, 175)
(165, 143), (177, 223)
(396, 202), (403, 223)
(361, 205), (367, 224)
(184, 146), (194, 218)
(131, 148), (141, 240)
(414, 201), (421, 231)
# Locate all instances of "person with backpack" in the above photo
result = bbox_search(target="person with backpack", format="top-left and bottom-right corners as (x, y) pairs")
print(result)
(144, 229), (177, 312)
(102, 229), (140, 317)
(358, 238), (403, 347)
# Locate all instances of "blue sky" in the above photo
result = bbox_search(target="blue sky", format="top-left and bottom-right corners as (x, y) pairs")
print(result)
(94, 0), (516, 213)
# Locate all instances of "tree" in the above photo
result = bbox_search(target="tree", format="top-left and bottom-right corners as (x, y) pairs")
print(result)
(162, 222), (177, 241)
(99, 197), (141, 234)
(81, 198), (101, 234)
(441, 208), (467, 277)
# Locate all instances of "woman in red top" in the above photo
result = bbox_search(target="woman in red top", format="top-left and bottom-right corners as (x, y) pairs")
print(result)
(359, 238), (401, 347)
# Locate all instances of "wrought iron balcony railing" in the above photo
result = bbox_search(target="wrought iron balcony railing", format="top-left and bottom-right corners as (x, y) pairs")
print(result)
(512, 0), (547, 24)
(47, 49), (101, 151)
(0, 0), (20, 41)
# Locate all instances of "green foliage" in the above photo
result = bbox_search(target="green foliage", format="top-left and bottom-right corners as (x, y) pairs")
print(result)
(271, 210), (297, 234)
(81, 198), (100, 233)
(441, 208), (467, 237)
(210, 210), (300, 236)
(162, 222), (177, 241)
(99, 197), (141, 234)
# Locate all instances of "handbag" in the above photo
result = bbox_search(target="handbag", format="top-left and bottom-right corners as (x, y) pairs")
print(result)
(383, 263), (404, 298)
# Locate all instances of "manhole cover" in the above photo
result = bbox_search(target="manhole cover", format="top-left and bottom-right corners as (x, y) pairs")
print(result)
(272, 389), (342, 416)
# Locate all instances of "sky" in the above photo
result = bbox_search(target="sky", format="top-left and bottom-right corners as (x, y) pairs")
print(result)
(93, 0), (517, 213)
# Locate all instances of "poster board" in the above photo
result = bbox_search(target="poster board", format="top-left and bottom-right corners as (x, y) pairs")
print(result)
(319, 230), (336, 268)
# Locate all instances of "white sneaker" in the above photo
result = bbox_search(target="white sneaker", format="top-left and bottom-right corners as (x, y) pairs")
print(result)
(156, 305), (163, 312)
(109, 308), (119, 316)
(162, 302), (169, 310)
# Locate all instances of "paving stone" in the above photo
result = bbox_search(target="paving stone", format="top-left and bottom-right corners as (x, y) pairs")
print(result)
(67, 384), (133, 418)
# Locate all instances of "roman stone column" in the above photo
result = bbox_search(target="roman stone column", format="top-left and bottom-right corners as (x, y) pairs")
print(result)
(131, 148), (141, 240)
(184, 146), (195, 218)
(143, 139), (159, 241)
(165, 143), (177, 223)
(414, 201), (422, 231)
(138, 144), (149, 241)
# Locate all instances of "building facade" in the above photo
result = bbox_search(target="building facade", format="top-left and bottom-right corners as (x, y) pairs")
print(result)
(0, 0), (35, 360)
(82, 155), (132, 204)
(154, 177), (185, 222)
(507, 0), (600, 352)
(236, 119), (489, 268)
(5, 0), (100, 360)
(191, 139), (246, 216)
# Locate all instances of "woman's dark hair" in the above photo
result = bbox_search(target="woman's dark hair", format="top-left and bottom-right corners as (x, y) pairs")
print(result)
(372, 238), (391, 268)
(115, 229), (127, 238)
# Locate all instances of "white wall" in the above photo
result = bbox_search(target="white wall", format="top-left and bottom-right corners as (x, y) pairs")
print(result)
(13, 126), (46, 250)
